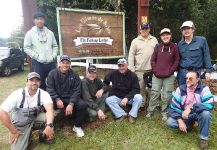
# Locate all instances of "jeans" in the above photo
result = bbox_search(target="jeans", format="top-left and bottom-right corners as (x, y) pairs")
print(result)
(105, 94), (142, 118)
(32, 59), (56, 90)
(166, 111), (211, 140)
(177, 68), (201, 86)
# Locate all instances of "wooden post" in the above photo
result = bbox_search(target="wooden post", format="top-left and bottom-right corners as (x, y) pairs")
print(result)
(138, 0), (150, 32)
(21, 0), (37, 72)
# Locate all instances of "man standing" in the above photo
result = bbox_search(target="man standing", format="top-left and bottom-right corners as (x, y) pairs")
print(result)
(0, 72), (54, 150)
(166, 70), (214, 149)
(46, 55), (87, 137)
(177, 21), (212, 85)
(81, 65), (108, 120)
(24, 11), (58, 90)
(146, 28), (180, 121)
(104, 58), (142, 123)
(128, 23), (158, 106)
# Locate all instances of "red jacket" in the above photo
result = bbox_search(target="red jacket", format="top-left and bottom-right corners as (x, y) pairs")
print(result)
(151, 42), (180, 78)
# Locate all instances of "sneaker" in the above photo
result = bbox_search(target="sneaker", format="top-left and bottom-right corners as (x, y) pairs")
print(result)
(115, 115), (126, 123)
(146, 113), (153, 118)
(73, 126), (84, 137)
(162, 114), (168, 122)
(128, 116), (136, 124)
(199, 139), (208, 149)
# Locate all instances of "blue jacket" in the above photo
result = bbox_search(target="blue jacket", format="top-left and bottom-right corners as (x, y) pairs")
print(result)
(178, 36), (212, 72)
(169, 83), (214, 120)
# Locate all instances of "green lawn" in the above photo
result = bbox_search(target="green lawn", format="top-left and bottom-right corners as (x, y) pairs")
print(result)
(0, 68), (216, 150)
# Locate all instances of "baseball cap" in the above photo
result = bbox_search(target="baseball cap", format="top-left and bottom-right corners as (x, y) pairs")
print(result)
(33, 11), (45, 19)
(180, 21), (194, 29)
(117, 58), (127, 65)
(88, 65), (97, 73)
(27, 72), (40, 80)
(160, 28), (171, 35)
(140, 22), (150, 30)
(60, 55), (70, 62)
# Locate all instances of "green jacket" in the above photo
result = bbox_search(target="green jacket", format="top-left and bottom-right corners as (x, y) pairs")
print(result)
(81, 77), (104, 111)
(24, 26), (58, 64)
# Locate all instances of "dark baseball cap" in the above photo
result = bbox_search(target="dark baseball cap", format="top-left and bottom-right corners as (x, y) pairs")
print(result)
(88, 65), (97, 73)
(27, 72), (40, 80)
(33, 12), (45, 19)
(140, 22), (150, 30)
(60, 55), (70, 62)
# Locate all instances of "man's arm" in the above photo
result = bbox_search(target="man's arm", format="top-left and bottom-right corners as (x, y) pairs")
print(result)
(125, 74), (140, 100)
(202, 37), (212, 73)
(51, 32), (58, 60)
(46, 71), (59, 101)
(23, 32), (39, 60)
(81, 79), (100, 111)
(69, 74), (82, 104)
(42, 103), (54, 140)
(128, 40), (136, 72)
(102, 72), (112, 92)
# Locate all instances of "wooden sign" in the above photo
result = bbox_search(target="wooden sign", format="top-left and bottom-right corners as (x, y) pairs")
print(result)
(56, 8), (125, 60)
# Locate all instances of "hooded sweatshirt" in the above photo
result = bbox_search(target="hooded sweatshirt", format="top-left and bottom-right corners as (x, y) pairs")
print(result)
(151, 42), (180, 78)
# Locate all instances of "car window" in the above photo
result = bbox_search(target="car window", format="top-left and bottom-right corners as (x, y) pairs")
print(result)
(0, 48), (10, 57)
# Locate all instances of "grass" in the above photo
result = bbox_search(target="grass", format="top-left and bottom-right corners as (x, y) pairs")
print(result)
(0, 67), (217, 150)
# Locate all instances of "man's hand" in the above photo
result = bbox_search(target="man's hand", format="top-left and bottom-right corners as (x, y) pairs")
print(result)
(178, 119), (187, 133)
(56, 98), (64, 109)
(120, 98), (128, 107)
(96, 89), (103, 98)
(182, 108), (191, 119)
(97, 109), (106, 120)
(65, 104), (73, 116)
(10, 130), (23, 145)
(43, 126), (54, 140)
(205, 73), (211, 81)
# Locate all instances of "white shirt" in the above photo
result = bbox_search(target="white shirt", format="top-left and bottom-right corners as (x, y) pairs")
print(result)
(0, 87), (53, 112)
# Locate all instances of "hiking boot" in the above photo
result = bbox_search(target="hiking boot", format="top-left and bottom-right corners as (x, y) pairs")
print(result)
(128, 116), (136, 124)
(115, 115), (125, 123)
(162, 114), (168, 122)
(73, 126), (85, 137)
(199, 139), (208, 149)
(146, 112), (153, 118)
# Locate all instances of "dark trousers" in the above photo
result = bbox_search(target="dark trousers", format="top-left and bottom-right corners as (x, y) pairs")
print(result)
(54, 98), (88, 127)
(32, 59), (56, 90)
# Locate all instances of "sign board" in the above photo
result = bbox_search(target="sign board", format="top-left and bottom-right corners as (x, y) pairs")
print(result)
(56, 8), (125, 60)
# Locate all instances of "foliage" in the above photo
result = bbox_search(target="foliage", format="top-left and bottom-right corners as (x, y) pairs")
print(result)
(36, 0), (217, 60)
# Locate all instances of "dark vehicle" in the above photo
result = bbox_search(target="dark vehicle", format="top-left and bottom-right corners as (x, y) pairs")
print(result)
(0, 47), (24, 76)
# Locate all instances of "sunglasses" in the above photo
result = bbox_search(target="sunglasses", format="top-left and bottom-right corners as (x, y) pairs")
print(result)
(185, 77), (193, 81)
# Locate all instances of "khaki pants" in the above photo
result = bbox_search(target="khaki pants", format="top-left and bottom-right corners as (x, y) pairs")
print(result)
(135, 70), (151, 107)
(11, 113), (46, 150)
(147, 75), (175, 115)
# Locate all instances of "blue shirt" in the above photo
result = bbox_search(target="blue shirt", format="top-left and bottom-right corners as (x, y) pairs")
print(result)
(178, 36), (212, 72)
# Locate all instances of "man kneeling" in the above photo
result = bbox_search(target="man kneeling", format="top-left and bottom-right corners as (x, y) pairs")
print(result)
(47, 55), (88, 137)
(166, 70), (214, 149)
(0, 72), (54, 150)
(81, 65), (108, 121)
(103, 58), (142, 123)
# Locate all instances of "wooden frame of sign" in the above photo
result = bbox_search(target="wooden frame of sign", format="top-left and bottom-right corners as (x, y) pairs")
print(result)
(56, 7), (125, 60)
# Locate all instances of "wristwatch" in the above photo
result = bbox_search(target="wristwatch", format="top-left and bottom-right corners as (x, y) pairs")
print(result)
(45, 123), (54, 128)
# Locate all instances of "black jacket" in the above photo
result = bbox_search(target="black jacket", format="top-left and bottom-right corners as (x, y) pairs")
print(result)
(46, 68), (81, 104)
(103, 69), (140, 100)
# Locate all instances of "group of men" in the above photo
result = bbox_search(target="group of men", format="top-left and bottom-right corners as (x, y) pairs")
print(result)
(0, 11), (214, 150)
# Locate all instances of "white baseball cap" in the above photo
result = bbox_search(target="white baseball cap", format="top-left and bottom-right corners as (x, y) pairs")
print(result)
(180, 21), (194, 29)
(160, 28), (171, 35)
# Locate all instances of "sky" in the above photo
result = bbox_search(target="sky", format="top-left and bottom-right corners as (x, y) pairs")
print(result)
(0, 0), (23, 38)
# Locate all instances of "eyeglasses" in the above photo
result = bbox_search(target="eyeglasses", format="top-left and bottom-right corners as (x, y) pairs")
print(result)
(185, 77), (193, 81)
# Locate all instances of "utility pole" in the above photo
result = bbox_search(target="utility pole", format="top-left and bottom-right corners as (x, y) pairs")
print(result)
(138, 0), (150, 32)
